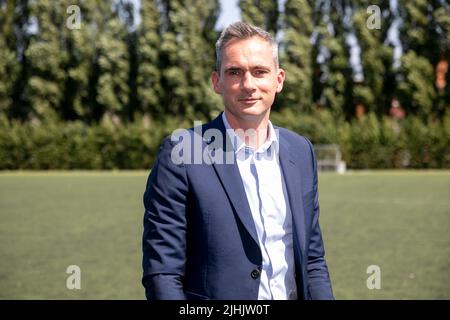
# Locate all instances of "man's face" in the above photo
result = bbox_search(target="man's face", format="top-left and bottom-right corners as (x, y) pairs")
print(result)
(211, 36), (285, 123)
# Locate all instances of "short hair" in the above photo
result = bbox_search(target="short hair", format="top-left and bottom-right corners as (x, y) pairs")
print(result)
(215, 22), (279, 73)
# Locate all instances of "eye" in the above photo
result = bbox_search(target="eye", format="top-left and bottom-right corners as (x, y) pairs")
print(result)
(227, 70), (241, 76)
(254, 69), (269, 76)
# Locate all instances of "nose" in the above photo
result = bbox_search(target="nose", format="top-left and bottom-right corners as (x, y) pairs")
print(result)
(240, 71), (256, 92)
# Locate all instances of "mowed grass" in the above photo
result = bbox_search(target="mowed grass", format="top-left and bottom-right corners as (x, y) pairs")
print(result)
(319, 171), (450, 299)
(0, 170), (449, 299)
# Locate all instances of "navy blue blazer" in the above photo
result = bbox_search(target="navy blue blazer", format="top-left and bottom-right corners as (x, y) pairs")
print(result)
(142, 113), (334, 300)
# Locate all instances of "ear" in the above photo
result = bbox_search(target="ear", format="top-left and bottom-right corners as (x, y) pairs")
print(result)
(211, 71), (222, 94)
(276, 68), (285, 93)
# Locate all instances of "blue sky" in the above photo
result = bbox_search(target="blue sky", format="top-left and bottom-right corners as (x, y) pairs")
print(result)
(216, 0), (287, 30)
(216, 0), (241, 30)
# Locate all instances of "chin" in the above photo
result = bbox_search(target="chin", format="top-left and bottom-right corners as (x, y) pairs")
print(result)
(238, 107), (270, 121)
(239, 102), (265, 112)
(225, 101), (270, 120)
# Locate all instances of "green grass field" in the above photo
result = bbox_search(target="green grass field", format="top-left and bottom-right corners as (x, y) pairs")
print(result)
(0, 170), (449, 299)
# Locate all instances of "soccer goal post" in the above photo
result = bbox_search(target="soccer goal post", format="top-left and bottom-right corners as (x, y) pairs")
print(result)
(314, 144), (346, 174)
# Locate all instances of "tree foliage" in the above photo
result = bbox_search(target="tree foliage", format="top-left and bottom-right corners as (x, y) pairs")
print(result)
(239, 0), (279, 34)
(0, 0), (448, 123)
(278, 0), (313, 113)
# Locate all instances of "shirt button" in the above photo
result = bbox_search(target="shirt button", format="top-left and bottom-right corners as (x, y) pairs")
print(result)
(251, 269), (260, 279)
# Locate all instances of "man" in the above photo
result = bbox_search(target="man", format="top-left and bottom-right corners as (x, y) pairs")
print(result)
(142, 22), (334, 300)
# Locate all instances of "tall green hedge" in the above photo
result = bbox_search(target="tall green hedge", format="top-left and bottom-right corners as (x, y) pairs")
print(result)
(271, 109), (450, 169)
(0, 115), (189, 170)
(1, 111), (449, 169)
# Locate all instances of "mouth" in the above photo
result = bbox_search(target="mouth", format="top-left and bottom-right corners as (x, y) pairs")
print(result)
(238, 98), (261, 104)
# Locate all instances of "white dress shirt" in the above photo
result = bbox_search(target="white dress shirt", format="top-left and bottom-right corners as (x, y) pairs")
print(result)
(222, 113), (297, 300)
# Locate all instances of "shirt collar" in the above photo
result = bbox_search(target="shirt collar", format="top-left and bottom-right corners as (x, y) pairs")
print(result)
(221, 112), (279, 155)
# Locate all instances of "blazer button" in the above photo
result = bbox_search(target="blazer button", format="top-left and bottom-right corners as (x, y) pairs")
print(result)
(251, 269), (260, 279)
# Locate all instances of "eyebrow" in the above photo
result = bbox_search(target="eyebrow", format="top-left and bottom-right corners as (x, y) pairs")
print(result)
(224, 65), (271, 73)
(224, 67), (242, 73)
(253, 65), (271, 70)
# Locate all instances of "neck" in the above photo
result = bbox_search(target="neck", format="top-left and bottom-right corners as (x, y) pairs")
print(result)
(224, 110), (270, 150)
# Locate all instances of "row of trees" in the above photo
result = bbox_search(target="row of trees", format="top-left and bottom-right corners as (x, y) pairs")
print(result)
(0, 0), (449, 124)
(0, 0), (221, 123)
(243, 0), (450, 120)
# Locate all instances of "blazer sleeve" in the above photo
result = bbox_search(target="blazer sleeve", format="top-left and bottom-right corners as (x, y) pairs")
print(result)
(142, 137), (188, 300)
(304, 138), (335, 300)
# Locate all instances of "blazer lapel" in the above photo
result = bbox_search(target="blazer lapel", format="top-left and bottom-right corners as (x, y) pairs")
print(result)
(204, 114), (260, 246)
(278, 134), (307, 260)
(202, 116), (308, 256)
(212, 161), (260, 246)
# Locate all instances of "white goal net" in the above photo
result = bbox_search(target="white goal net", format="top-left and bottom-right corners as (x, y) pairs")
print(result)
(314, 144), (346, 174)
